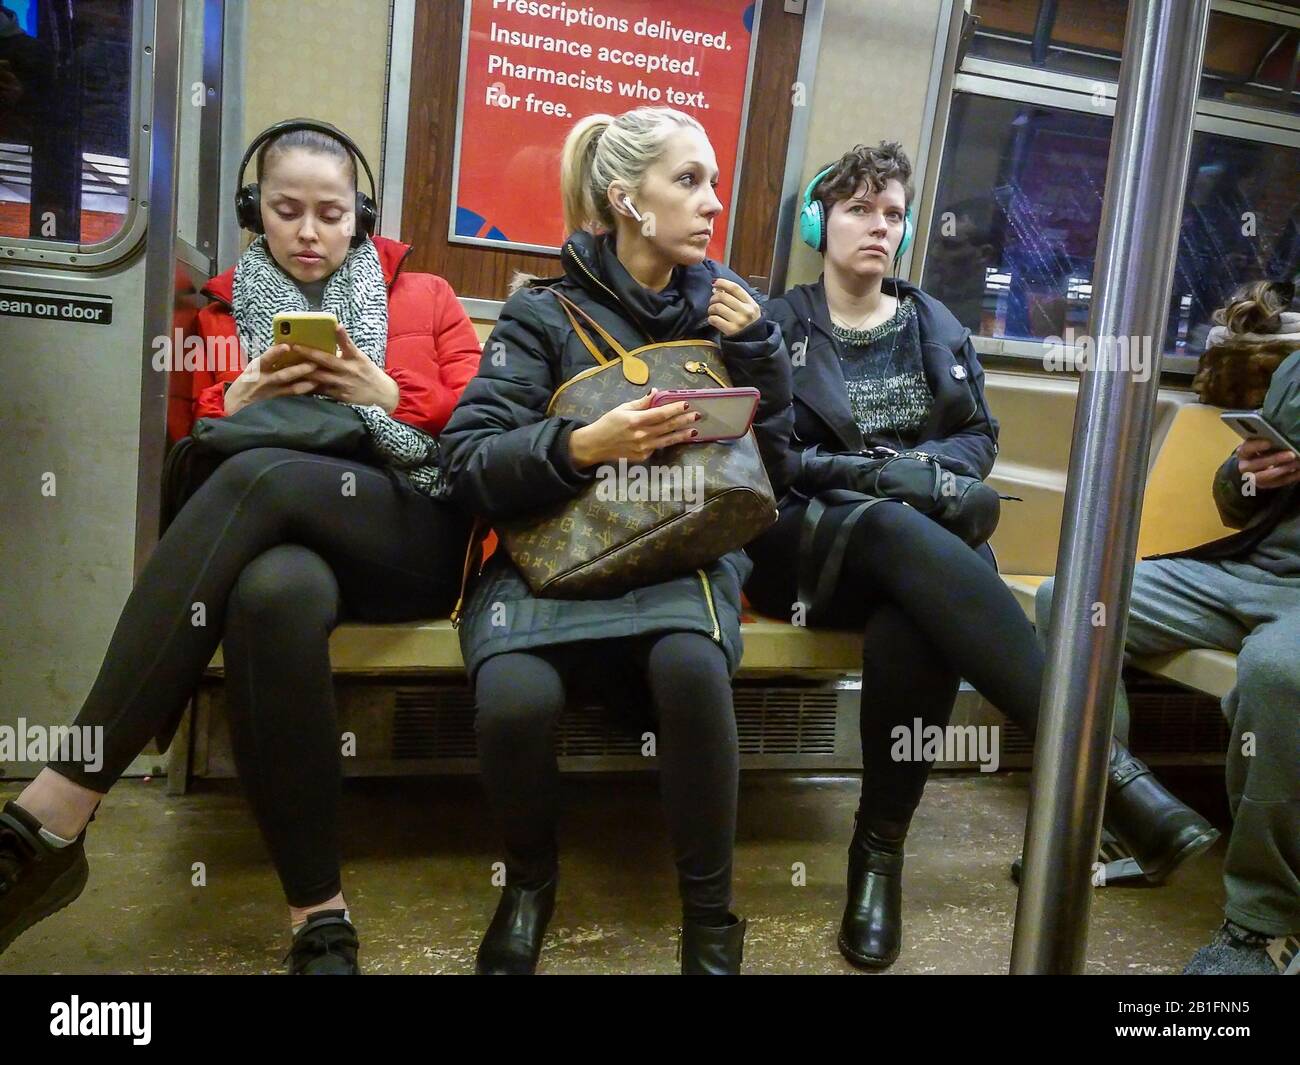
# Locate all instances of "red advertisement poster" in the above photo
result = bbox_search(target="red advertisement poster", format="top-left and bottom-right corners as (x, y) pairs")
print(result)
(451, 0), (760, 259)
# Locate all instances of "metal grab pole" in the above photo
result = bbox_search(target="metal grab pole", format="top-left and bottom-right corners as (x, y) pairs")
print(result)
(1009, 0), (1211, 974)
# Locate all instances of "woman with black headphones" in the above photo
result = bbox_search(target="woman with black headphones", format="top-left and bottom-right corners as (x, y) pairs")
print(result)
(0, 119), (482, 973)
(745, 142), (1218, 971)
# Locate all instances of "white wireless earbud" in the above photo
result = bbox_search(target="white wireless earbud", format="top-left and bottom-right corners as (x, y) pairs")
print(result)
(622, 196), (644, 223)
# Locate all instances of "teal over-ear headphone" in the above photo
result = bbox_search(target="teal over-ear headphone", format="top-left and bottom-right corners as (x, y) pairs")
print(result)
(799, 164), (914, 259)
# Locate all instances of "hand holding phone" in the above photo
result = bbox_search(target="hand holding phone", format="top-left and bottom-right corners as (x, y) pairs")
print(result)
(223, 353), (317, 416)
(650, 387), (760, 442)
(567, 389), (701, 468)
(293, 322), (400, 412)
(1221, 410), (1300, 491)
(1220, 409), (1298, 459)
(1233, 435), (1300, 491)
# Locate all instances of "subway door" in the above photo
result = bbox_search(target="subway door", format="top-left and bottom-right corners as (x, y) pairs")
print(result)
(0, 0), (221, 779)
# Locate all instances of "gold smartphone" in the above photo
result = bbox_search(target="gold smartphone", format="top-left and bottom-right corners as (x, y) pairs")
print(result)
(264, 312), (340, 372)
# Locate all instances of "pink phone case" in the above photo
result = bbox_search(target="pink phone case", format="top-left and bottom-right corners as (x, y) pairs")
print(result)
(651, 387), (761, 442)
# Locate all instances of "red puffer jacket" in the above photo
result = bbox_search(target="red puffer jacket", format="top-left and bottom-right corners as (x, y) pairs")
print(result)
(170, 235), (482, 440)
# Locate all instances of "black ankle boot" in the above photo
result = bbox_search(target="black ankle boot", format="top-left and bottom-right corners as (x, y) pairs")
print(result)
(679, 913), (746, 974)
(475, 875), (556, 975)
(838, 818), (905, 970)
(1103, 741), (1219, 884)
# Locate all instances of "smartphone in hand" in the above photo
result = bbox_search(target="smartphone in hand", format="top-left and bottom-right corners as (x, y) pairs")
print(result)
(1220, 410), (1299, 460)
(651, 387), (760, 442)
(264, 312), (340, 372)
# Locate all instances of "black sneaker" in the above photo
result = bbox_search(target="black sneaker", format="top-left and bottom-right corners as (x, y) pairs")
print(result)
(285, 909), (360, 974)
(0, 800), (89, 954)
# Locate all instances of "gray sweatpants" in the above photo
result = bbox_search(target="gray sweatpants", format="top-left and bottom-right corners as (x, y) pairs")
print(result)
(1036, 558), (1299, 935)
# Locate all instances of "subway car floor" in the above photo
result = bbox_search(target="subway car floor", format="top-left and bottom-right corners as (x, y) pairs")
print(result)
(0, 771), (1229, 975)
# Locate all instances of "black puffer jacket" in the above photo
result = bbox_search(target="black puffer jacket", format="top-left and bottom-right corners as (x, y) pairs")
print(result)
(439, 230), (793, 683)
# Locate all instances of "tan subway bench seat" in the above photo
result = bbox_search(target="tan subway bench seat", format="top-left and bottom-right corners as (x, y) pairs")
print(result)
(999, 402), (1243, 701)
(205, 615), (866, 676)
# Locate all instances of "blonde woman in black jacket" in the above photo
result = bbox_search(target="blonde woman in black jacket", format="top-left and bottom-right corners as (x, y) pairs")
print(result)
(440, 107), (792, 975)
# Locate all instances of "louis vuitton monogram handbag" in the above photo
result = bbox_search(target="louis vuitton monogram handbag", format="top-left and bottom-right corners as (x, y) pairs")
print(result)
(496, 290), (778, 599)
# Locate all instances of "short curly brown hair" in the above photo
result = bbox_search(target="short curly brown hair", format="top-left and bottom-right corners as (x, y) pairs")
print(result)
(812, 141), (914, 212)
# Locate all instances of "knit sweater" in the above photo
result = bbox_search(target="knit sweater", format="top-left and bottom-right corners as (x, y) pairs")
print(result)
(831, 294), (932, 449)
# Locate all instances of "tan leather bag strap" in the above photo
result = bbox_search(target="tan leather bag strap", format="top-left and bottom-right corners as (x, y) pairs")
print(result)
(449, 517), (487, 629)
(551, 289), (633, 361)
(551, 293), (614, 367)
(548, 289), (651, 385)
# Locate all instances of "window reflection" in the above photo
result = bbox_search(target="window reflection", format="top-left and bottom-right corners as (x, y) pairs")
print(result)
(921, 95), (1111, 342)
(0, 0), (134, 244)
(1201, 12), (1299, 114)
(968, 0), (1128, 80)
(1170, 133), (1300, 355)
(921, 95), (1300, 357)
(969, 1), (1300, 114)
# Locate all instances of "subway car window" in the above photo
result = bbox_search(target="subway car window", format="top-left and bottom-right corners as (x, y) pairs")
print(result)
(921, 96), (1112, 342)
(966, 0), (1128, 79)
(927, 0), (1300, 358)
(1200, 9), (1300, 114)
(0, 0), (134, 244)
(966, 0), (1300, 117)
(923, 98), (1300, 355)
(1170, 131), (1300, 354)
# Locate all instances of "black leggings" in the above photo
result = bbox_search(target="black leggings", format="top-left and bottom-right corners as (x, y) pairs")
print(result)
(50, 447), (468, 906)
(747, 499), (1044, 831)
(474, 631), (738, 922)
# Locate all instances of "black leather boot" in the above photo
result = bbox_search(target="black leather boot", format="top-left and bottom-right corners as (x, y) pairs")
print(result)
(1103, 741), (1219, 885)
(679, 913), (746, 974)
(474, 875), (556, 975)
(838, 817), (905, 970)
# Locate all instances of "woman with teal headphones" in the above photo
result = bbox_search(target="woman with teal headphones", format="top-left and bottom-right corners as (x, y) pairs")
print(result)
(744, 141), (1218, 970)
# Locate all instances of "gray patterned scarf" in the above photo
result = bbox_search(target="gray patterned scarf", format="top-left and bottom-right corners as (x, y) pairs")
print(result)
(231, 236), (443, 497)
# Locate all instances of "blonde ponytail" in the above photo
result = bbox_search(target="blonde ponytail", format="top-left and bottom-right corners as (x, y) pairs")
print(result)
(560, 113), (614, 237)
(558, 106), (706, 236)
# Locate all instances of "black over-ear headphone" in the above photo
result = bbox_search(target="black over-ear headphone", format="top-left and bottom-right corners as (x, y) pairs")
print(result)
(235, 118), (378, 248)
